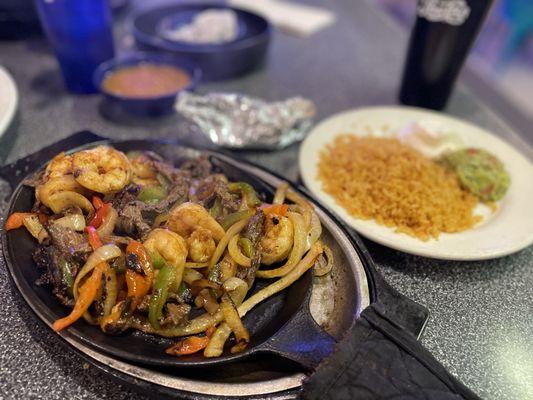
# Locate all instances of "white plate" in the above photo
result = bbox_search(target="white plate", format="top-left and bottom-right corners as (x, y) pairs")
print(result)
(300, 106), (533, 260)
(0, 66), (18, 139)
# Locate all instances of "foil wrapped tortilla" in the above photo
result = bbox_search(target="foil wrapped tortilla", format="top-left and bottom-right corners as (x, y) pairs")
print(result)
(175, 92), (316, 149)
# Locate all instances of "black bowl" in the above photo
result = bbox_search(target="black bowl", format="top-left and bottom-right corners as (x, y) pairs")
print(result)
(131, 3), (271, 81)
(94, 52), (201, 117)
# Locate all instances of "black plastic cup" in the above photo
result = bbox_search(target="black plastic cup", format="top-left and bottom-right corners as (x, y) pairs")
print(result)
(399, 0), (494, 110)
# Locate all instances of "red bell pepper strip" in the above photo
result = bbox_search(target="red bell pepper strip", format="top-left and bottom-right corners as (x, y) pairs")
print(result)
(52, 262), (106, 332)
(262, 204), (288, 216)
(55, 221), (108, 331)
(165, 336), (211, 355)
(5, 212), (35, 230)
(125, 241), (154, 309)
(125, 270), (151, 308)
(85, 226), (103, 250)
(88, 202), (111, 229)
(126, 241), (153, 275)
(92, 195), (104, 210)
(165, 326), (216, 356)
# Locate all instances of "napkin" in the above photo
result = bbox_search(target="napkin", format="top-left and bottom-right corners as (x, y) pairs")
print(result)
(229, 0), (336, 37)
(302, 277), (482, 400)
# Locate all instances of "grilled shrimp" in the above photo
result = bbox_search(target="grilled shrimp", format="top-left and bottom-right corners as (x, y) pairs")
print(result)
(36, 175), (94, 214)
(131, 154), (158, 187)
(260, 215), (294, 265)
(72, 146), (132, 194)
(167, 202), (225, 242)
(143, 228), (188, 269)
(186, 227), (216, 263)
(45, 152), (74, 180)
(36, 175), (88, 204)
(144, 228), (188, 291)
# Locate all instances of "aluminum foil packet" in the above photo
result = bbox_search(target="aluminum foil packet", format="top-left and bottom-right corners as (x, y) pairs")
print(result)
(175, 92), (316, 149)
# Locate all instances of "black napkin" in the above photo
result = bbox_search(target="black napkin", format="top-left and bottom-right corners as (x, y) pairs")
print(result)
(301, 276), (481, 400)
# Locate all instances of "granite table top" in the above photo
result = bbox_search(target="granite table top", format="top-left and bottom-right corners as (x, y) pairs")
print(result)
(0, 1), (531, 399)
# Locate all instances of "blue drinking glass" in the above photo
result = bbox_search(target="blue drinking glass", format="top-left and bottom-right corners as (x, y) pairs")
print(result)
(34, 0), (115, 94)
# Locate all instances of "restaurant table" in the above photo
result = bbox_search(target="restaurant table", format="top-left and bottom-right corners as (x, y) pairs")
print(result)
(1, 1), (532, 399)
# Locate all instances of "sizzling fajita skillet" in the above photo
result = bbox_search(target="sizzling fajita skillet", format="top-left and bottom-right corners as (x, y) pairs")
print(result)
(1, 131), (429, 398)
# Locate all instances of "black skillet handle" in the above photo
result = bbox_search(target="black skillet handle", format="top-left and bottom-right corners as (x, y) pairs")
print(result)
(0, 130), (107, 189)
(251, 273), (337, 371)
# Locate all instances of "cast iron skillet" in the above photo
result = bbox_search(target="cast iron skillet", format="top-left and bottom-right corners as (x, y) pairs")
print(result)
(1, 132), (349, 371)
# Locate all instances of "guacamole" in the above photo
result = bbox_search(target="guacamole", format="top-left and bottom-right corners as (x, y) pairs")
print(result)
(439, 148), (510, 202)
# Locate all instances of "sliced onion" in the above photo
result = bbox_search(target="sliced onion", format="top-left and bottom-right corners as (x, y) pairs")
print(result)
(218, 255), (237, 282)
(183, 268), (203, 285)
(185, 261), (209, 269)
(52, 214), (86, 231)
(313, 243), (334, 277)
(220, 293), (249, 353)
(97, 206), (118, 237)
(37, 175), (88, 205)
(222, 277), (248, 301)
(133, 310), (223, 338)
(190, 279), (220, 290)
(209, 217), (250, 269)
(73, 244), (122, 300)
(286, 189), (313, 210)
(240, 242), (323, 317)
(228, 235), (251, 267)
(204, 277), (249, 358)
(288, 204), (312, 229)
(204, 323), (232, 358)
(102, 265), (118, 317)
(195, 288), (219, 315)
(22, 215), (48, 243)
(103, 235), (132, 246)
(305, 210), (322, 251)
(47, 191), (94, 214)
(273, 183), (289, 205)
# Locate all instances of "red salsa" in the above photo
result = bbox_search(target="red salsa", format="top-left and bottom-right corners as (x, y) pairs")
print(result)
(102, 63), (191, 98)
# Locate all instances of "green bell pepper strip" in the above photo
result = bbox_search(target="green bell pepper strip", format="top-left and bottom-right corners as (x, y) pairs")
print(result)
(148, 263), (177, 329)
(58, 256), (74, 296)
(207, 263), (222, 299)
(238, 237), (254, 258)
(209, 197), (222, 218)
(156, 173), (171, 190)
(220, 209), (254, 231)
(176, 282), (189, 298)
(207, 263), (222, 285)
(138, 186), (168, 204)
(228, 182), (261, 208)
(149, 250), (167, 269)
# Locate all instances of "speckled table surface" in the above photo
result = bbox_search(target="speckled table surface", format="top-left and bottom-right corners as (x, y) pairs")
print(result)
(0, 1), (532, 399)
